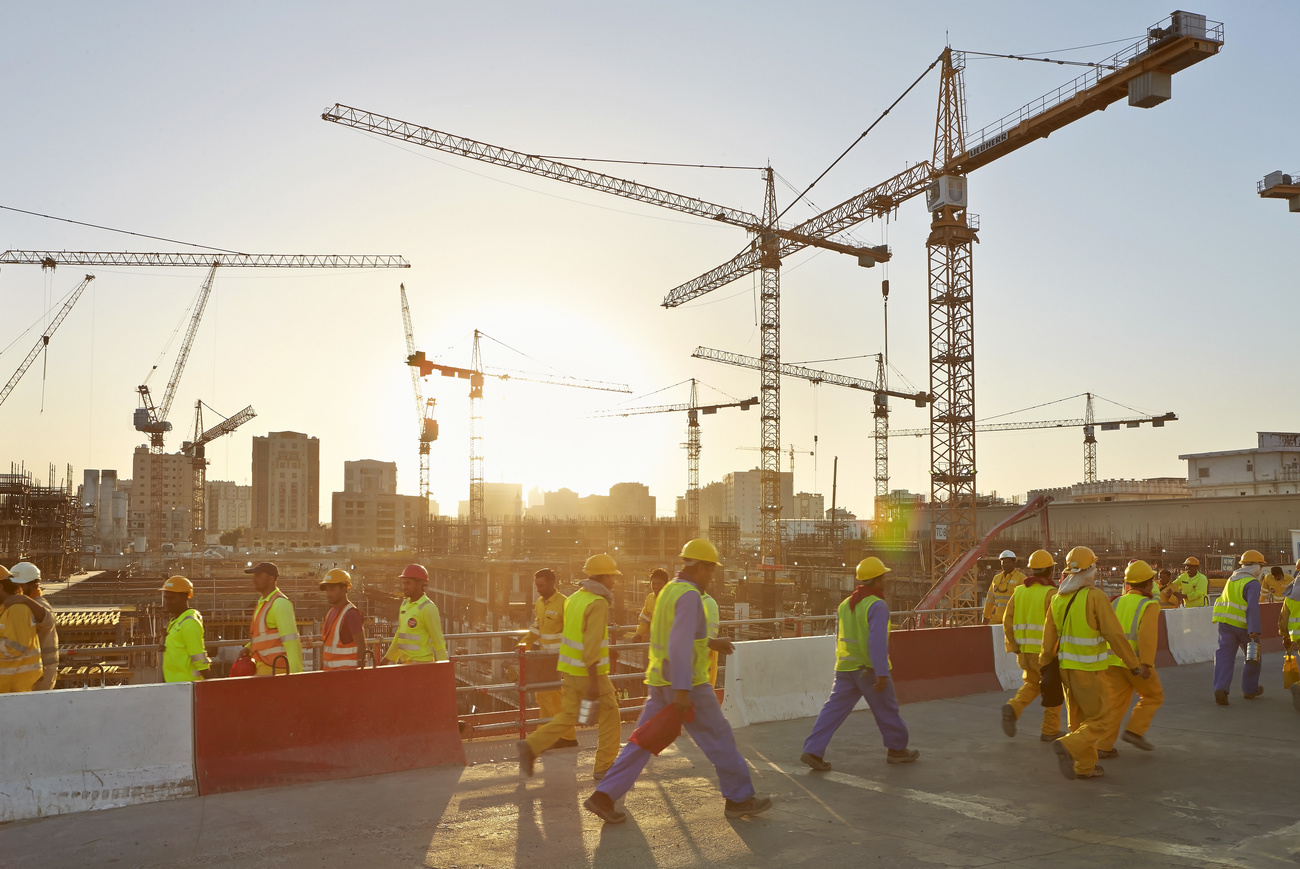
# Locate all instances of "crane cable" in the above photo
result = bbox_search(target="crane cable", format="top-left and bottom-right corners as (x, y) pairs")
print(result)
(0, 203), (245, 254)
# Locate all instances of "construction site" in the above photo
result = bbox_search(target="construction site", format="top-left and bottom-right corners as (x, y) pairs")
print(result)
(3, 5), (1300, 867)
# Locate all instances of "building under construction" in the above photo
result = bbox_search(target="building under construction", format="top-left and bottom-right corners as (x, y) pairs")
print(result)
(0, 464), (81, 578)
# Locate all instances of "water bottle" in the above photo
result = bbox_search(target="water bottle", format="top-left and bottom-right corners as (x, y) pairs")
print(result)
(1246, 640), (1260, 663)
(578, 697), (599, 726)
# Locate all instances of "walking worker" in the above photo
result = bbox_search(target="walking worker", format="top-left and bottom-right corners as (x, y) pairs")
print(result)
(802, 556), (919, 771)
(1211, 549), (1265, 705)
(1000, 549), (1063, 741)
(1095, 560), (1163, 757)
(520, 554), (621, 780)
(702, 589), (721, 687)
(1156, 569), (1184, 609)
(584, 539), (771, 825)
(630, 567), (671, 643)
(161, 576), (210, 682)
(385, 563), (447, 664)
(238, 561), (303, 675)
(320, 568), (366, 670)
(9, 562), (58, 690)
(1040, 546), (1140, 781)
(983, 551), (1024, 624)
(519, 567), (576, 748)
(1279, 562), (1300, 711)
(1176, 557), (1209, 607)
(0, 565), (47, 693)
(1261, 565), (1289, 603)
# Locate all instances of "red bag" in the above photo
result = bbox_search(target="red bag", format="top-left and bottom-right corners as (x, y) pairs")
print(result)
(629, 703), (695, 756)
(229, 655), (257, 678)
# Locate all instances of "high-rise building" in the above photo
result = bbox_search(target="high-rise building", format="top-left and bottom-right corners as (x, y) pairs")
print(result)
(794, 492), (825, 521)
(723, 469), (795, 537)
(251, 432), (320, 533)
(331, 460), (431, 550)
(206, 480), (253, 535)
(129, 447), (193, 546)
(607, 482), (656, 519)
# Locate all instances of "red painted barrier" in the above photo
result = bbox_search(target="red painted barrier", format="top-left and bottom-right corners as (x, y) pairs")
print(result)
(890, 625), (1003, 704)
(1155, 614), (1177, 668)
(1260, 602), (1284, 653)
(194, 662), (465, 795)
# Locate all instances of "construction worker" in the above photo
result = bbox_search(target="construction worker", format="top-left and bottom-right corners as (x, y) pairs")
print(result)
(1095, 560), (1163, 758)
(1211, 549), (1265, 705)
(238, 562), (303, 675)
(1040, 546), (1140, 781)
(0, 566), (46, 693)
(983, 550), (1024, 624)
(629, 567), (671, 642)
(702, 589), (721, 687)
(320, 568), (366, 670)
(161, 575), (210, 682)
(585, 539), (771, 824)
(1279, 561), (1300, 712)
(1261, 565), (1289, 602)
(520, 554), (621, 781)
(10, 561), (58, 690)
(1156, 569), (1184, 609)
(801, 556), (919, 772)
(384, 563), (448, 664)
(1000, 549), (1063, 741)
(519, 567), (576, 748)
(1176, 557), (1209, 607)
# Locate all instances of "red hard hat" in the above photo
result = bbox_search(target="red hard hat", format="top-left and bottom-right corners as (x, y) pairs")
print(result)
(400, 563), (429, 582)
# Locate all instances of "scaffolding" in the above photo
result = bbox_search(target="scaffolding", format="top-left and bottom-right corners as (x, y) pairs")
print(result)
(0, 463), (80, 578)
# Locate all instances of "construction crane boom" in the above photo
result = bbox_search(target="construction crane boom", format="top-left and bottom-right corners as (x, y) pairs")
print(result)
(692, 346), (929, 405)
(400, 285), (438, 552)
(0, 251), (410, 268)
(0, 274), (95, 409)
(158, 265), (217, 423)
(890, 413), (1177, 436)
(182, 401), (256, 548)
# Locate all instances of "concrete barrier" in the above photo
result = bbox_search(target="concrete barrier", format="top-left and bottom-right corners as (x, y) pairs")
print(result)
(989, 626), (1024, 691)
(193, 663), (465, 795)
(1164, 606), (1218, 664)
(0, 682), (196, 822)
(721, 635), (845, 728)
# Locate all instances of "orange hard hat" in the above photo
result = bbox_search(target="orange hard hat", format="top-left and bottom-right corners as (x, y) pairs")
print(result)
(400, 563), (429, 582)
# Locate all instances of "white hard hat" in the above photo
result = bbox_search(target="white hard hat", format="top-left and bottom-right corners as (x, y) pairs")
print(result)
(9, 562), (40, 584)
(998, 551), (1016, 560)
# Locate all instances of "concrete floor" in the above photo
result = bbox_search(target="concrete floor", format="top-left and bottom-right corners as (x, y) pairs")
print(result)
(3, 654), (1298, 869)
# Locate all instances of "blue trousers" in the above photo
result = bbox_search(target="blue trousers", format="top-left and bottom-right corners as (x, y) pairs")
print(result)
(1213, 623), (1261, 695)
(802, 668), (909, 756)
(595, 683), (755, 803)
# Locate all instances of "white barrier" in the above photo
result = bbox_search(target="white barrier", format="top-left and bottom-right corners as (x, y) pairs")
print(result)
(989, 626), (1025, 691)
(1164, 606), (1218, 665)
(721, 636), (865, 728)
(0, 682), (196, 822)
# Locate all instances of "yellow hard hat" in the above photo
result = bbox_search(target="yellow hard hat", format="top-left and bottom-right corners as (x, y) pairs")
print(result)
(1183, 556), (1200, 567)
(319, 568), (352, 589)
(855, 556), (891, 582)
(1239, 549), (1266, 566)
(679, 538), (721, 565)
(583, 553), (622, 576)
(0, 564), (9, 581)
(161, 575), (194, 597)
(1124, 560), (1156, 584)
(1062, 546), (1098, 574)
(1026, 549), (1055, 570)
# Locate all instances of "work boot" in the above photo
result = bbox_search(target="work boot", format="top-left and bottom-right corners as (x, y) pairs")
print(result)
(1214, 690), (1229, 706)
(1077, 765), (1105, 779)
(551, 738), (580, 749)
(886, 749), (920, 764)
(517, 740), (535, 778)
(1244, 687), (1264, 700)
(1000, 704), (1016, 738)
(800, 752), (832, 771)
(1121, 730), (1154, 751)
(1051, 741), (1076, 781)
(1040, 731), (1066, 742)
(1097, 748), (1119, 759)
(583, 791), (627, 824)
(724, 795), (773, 818)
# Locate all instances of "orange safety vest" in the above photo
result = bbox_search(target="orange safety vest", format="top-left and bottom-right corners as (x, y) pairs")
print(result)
(249, 588), (294, 667)
(321, 603), (359, 669)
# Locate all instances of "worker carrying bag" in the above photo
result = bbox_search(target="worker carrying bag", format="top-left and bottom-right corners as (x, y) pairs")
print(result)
(1039, 590), (1081, 708)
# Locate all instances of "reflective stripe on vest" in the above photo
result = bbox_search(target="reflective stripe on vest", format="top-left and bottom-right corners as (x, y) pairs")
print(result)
(989, 573), (1021, 616)
(0, 604), (42, 677)
(1284, 597), (1300, 642)
(646, 579), (710, 687)
(322, 603), (359, 669)
(1052, 589), (1109, 671)
(393, 597), (437, 660)
(557, 588), (609, 676)
(1212, 576), (1256, 628)
(1010, 584), (1052, 653)
(835, 594), (882, 672)
(535, 593), (566, 652)
(1107, 593), (1155, 668)
(250, 589), (294, 666)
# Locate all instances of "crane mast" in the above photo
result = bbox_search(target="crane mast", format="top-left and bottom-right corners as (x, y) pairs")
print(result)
(401, 285), (437, 552)
(182, 401), (256, 549)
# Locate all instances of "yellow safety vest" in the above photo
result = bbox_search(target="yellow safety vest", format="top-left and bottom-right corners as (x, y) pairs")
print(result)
(1051, 589), (1109, 671)
(392, 595), (444, 662)
(1009, 584), (1053, 654)
(533, 591), (566, 652)
(0, 601), (43, 685)
(835, 593), (886, 672)
(249, 589), (297, 667)
(1283, 595), (1300, 642)
(1106, 592), (1156, 668)
(987, 571), (1024, 619)
(703, 592), (720, 687)
(557, 589), (609, 677)
(1212, 576), (1257, 629)
(1177, 572), (1209, 607)
(163, 609), (209, 683)
(646, 579), (710, 687)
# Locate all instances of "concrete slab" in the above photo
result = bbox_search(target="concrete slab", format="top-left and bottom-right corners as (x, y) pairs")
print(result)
(2, 654), (1297, 868)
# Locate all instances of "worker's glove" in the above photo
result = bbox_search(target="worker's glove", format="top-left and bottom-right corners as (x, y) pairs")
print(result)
(874, 676), (889, 693)
(1139, 664), (1152, 680)
(707, 638), (735, 655)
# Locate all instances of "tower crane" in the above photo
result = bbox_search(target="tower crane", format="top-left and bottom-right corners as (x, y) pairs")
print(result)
(1258, 170), (1300, 212)
(400, 284), (438, 552)
(594, 380), (756, 533)
(0, 274), (94, 409)
(667, 11), (1222, 607)
(181, 400), (256, 548)
(409, 330), (630, 553)
(322, 105), (891, 574)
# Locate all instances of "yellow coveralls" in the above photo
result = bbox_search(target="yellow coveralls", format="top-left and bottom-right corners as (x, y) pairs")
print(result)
(521, 591), (574, 741)
(630, 590), (657, 643)
(1040, 586), (1138, 776)
(1002, 583), (1060, 735)
(1156, 581), (1182, 609)
(1261, 572), (1289, 603)
(984, 570), (1025, 623)
(1176, 572), (1209, 607)
(1097, 593), (1163, 752)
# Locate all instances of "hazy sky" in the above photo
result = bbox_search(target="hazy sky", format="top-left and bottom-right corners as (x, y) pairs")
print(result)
(1, 2), (1294, 520)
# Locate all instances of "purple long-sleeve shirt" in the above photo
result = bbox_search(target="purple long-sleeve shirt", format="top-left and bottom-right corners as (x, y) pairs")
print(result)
(1244, 578), (1261, 634)
(668, 579), (706, 690)
(865, 598), (891, 674)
